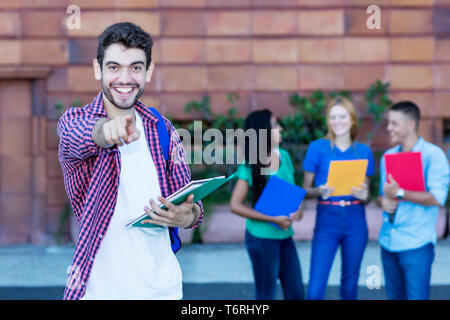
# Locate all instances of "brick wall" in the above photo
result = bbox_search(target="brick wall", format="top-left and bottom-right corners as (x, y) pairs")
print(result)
(0, 0), (449, 244)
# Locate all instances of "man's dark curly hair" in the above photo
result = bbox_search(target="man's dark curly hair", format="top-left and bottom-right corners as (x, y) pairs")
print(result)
(97, 22), (153, 70)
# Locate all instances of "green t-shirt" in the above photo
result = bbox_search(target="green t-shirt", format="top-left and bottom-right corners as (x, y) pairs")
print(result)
(236, 148), (296, 240)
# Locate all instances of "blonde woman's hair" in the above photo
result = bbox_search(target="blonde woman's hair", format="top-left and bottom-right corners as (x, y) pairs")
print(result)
(325, 96), (358, 142)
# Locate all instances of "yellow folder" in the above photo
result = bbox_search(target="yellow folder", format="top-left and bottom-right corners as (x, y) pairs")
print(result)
(326, 159), (368, 196)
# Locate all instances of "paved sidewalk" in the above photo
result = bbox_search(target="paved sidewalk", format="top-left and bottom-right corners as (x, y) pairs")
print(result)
(1, 239), (450, 287)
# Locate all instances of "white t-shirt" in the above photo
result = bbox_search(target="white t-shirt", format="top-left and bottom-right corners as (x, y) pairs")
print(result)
(82, 111), (182, 300)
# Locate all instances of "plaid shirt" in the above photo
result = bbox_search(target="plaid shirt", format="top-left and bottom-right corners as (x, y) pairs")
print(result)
(57, 92), (203, 300)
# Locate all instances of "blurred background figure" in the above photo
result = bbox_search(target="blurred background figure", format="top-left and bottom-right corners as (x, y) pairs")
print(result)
(302, 97), (375, 300)
(230, 109), (304, 300)
(378, 101), (450, 300)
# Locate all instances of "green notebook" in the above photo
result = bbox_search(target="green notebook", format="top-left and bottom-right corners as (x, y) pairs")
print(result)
(126, 171), (237, 229)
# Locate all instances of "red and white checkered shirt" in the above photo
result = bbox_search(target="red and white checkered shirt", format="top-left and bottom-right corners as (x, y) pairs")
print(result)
(57, 92), (203, 300)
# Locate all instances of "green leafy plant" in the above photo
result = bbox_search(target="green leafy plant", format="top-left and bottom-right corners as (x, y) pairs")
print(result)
(212, 93), (245, 130)
(365, 80), (393, 145)
(176, 81), (393, 211)
(184, 95), (213, 125)
(180, 93), (245, 132)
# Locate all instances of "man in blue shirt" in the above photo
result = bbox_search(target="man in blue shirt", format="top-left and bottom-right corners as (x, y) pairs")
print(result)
(378, 101), (449, 300)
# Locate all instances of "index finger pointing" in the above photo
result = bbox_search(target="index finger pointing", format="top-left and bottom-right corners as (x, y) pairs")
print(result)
(125, 114), (133, 123)
(124, 115), (136, 130)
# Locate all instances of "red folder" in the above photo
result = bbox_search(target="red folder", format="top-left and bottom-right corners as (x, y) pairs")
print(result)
(385, 151), (425, 191)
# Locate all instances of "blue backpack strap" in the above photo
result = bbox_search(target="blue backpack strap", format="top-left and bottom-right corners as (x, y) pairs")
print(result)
(148, 107), (170, 161)
(148, 106), (181, 254)
(169, 227), (181, 254)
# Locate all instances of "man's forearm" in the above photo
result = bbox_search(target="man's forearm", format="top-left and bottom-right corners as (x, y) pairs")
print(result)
(380, 192), (440, 208)
(404, 191), (440, 207)
(58, 110), (104, 161)
(92, 118), (113, 148)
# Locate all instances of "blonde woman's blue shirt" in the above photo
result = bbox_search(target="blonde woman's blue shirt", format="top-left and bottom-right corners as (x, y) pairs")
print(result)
(378, 137), (450, 252)
(302, 139), (375, 201)
(237, 148), (295, 240)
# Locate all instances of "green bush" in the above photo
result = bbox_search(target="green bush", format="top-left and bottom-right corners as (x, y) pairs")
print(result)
(174, 80), (393, 205)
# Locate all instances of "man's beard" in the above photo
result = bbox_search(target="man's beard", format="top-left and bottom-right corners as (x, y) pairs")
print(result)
(102, 81), (145, 110)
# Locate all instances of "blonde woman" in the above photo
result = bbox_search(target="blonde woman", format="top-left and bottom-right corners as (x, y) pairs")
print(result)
(302, 97), (375, 300)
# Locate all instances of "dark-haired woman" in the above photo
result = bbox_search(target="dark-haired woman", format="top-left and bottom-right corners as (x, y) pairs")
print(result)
(230, 109), (305, 300)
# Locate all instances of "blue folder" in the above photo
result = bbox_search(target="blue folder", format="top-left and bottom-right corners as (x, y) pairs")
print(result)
(254, 175), (307, 230)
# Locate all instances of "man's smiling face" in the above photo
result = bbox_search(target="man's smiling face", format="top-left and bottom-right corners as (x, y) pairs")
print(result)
(387, 110), (416, 145)
(94, 42), (153, 110)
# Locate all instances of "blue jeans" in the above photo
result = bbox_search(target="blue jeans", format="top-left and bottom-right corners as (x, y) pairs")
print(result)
(245, 230), (305, 300)
(381, 243), (435, 300)
(307, 203), (368, 300)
